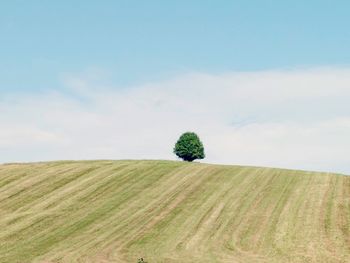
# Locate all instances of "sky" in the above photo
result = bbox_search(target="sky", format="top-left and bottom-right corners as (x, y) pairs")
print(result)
(1, 1), (350, 174)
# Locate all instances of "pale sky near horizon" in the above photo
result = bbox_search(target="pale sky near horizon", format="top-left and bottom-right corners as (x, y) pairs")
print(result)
(1, 1), (350, 174)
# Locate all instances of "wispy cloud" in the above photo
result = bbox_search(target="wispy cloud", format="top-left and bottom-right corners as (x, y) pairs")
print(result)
(1, 68), (350, 174)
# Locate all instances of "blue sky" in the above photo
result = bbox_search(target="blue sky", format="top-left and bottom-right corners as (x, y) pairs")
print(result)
(1, 1), (350, 173)
(1, 0), (350, 92)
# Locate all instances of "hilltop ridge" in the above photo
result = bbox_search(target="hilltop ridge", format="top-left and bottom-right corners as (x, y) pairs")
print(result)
(0, 160), (349, 262)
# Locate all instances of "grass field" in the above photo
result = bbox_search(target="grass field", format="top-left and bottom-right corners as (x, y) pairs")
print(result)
(0, 160), (349, 262)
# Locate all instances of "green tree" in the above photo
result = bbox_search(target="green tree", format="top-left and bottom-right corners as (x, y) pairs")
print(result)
(174, 132), (205, 162)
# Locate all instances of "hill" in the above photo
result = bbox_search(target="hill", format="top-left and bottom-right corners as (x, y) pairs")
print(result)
(0, 160), (349, 262)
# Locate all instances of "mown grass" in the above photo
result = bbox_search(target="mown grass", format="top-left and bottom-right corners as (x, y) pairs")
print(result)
(0, 160), (349, 262)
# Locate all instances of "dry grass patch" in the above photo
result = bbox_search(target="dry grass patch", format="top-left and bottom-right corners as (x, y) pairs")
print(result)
(0, 160), (349, 262)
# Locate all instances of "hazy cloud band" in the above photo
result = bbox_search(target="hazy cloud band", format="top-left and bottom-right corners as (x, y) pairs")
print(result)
(1, 68), (350, 174)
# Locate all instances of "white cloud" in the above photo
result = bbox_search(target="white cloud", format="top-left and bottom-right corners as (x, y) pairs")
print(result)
(1, 68), (350, 174)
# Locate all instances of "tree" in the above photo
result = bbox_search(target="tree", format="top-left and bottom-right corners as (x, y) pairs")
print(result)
(174, 132), (205, 162)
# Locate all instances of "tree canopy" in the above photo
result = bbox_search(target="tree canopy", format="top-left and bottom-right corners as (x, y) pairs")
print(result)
(173, 132), (205, 162)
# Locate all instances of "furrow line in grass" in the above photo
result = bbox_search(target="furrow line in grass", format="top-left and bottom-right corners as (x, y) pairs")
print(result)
(0, 165), (129, 239)
(90, 167), (215, 250)
(65, 165), (214, 259)
(177, 167), (250, 254)
(252, 170), (302, 253)
(205, 167), (262, 245)
(28, 161), (141, 212)
(322, 175), (349, 260)
(0, 165), (110, 233)
(126, 168), (262, 262)
(0, 164), (43, 185)
(0, 162), (150, 245)
(293, 173), (330, 261)
(235, 172), (292, 252)
(230, 170), (296, 261)
(32, 163), (192, 259)
(0, 162), (78, 197)
(8, 166), (102, 212)
(221, 168), (278, 253)
(339, 176), (350, 252)
(318, 175), (346, 261)
(0, 172), (29, 189)
(0, 162), (178, 262)
(0, 164), (134, 249)
(271, 171), (314, 259)
(141, 168), (228, 254)
(40, 164), (132, 211)
(258, 172), (298, 253)
(120, 167), (220, 262)
(0, 165), (82, 208)
(81, 165), (199, 238)
(36, 163), (183, 260)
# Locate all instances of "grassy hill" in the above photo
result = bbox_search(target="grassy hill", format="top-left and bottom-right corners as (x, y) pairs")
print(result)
(0, 160), (349, 263)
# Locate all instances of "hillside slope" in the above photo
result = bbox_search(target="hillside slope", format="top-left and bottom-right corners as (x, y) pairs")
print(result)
(0, 160), (349, 263)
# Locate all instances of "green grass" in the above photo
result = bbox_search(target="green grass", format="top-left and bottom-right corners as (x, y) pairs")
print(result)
(0, 160), (349, 262)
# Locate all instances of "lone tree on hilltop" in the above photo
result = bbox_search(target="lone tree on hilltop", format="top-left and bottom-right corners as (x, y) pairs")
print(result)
(174, 132), (205, 162)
